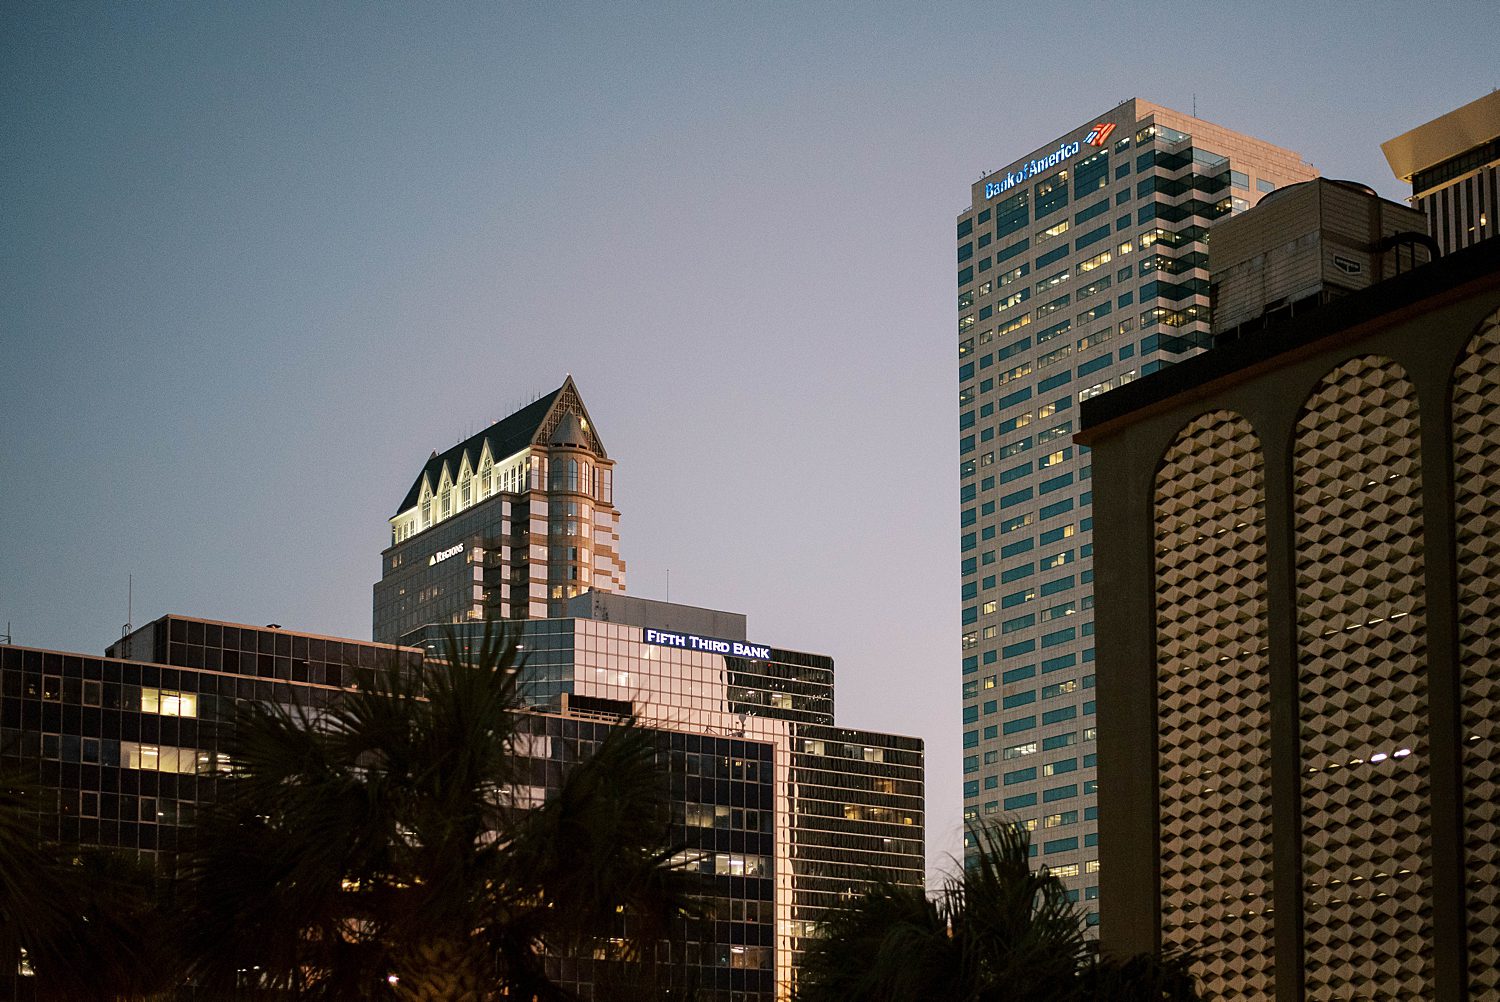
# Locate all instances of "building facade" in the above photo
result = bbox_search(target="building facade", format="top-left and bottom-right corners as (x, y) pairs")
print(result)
(1078, 235), (1500, 1001)
(1383, 89), (1500, 255)
(3, 603), (924, 1002)
(955, 98), (1314, 909)
(373, 376), (627, 642)
(403, 591), (925, 999)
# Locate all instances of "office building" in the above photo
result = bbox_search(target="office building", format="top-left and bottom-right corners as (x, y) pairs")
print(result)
(404, 590), (925, 999)
(1078, 204), (1500, 1002)
(1383, 89), (1500, 255)
(955, 98), (1315, 912)
(1, 600), (922, 1002)
(373, 376), (626, 642)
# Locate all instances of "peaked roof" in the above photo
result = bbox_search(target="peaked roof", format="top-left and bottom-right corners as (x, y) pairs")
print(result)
(393, 377), (607, 516)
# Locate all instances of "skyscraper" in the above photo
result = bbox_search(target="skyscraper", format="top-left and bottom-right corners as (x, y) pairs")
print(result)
(373, 376), (627, 642)
(373, 378), (926, 997)
(1382, 89), (1500, 255)
(955, 99), (1314, 914)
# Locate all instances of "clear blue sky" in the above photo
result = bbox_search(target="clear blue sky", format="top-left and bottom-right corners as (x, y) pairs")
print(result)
(3, 1), (1495, 882)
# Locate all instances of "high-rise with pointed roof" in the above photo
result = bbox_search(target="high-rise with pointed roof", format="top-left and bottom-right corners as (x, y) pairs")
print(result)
(373, 377), (627, 643)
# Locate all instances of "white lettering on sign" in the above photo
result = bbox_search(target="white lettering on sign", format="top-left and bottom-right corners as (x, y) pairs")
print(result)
(643, 628), (772, 660)
(429, 544), (466, 566)
(985, 140), (1083, 199)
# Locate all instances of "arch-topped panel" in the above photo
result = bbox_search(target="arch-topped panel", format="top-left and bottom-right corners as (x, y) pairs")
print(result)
(1452, 307), (1500, 993)
(1292, 354), (1431, 999)
(1153, 409), (1274, 998)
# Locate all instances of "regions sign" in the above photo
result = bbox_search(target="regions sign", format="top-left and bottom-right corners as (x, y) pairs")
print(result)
(643, 628), (772, 660)
(429, 544), (465, 566)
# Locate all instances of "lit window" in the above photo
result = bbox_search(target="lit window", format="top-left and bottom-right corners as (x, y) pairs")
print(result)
(141, 688), (197, 718)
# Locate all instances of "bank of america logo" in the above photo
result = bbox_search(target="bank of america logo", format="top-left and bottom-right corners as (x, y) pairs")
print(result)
(1084, 122), (1116, 147)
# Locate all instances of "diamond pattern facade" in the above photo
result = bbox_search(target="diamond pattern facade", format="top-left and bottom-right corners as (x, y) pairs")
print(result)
(1292, 356), (1433, 1000)
(1453, 308), (1500, 997)
(1153, 410), (1274, 998)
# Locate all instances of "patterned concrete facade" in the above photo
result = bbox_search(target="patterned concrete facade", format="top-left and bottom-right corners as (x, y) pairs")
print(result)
(1078, 237), (1500, 1001)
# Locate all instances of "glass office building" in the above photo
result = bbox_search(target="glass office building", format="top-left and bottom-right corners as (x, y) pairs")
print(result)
(406, 591), (924, 998)
(3, 604), (922, 1002)
(955, 99), (1314, 918)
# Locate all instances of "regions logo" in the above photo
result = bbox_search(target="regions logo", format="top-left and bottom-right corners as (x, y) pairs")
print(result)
(1084, 122), (1117, 147)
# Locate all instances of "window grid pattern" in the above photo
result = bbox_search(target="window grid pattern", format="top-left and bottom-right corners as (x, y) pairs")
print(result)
(1293, 356), (1433, 999)
(1452, 309), (1500, 995)
(1153, 410), (1274, 997)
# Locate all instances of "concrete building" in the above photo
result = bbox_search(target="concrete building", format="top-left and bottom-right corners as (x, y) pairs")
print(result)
(1383, 89), (1500, 255)
(955, 98), (1315, 912)
(1077, 199), (1500, 1002)
(373, 376), (627, 642)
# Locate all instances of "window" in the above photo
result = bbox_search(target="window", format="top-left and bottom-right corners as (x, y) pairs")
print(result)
(142, 688), (197, 718)
(994, 190), (1029, 237)
(1035, 269), (1070, 293)
(1036, 422), (1071, 445)
(1034, 172), (1070, 218)
(1043, 783), (1077, 803)
(1037, 344), (1071, 369)
(997, 334), (1031, 360)
(1043, 732), (1077, 751)
(1077, 328), (1111, 352)
(1000, 511), (1033, 534)
(1073, 150), (1108, 195)
(999, 437), (1032, 460)
(1074, 224), (1110, 249)
(1042, 678), (1079, 699)
(1074, 199), (1109, 225)
(1002, 587), (1034, 609)
(997, 263), (1029, 288)
(1036, 219), (1069, 244)
(1035, 320), (1072, 344)
(1004, 741), (1039, 760)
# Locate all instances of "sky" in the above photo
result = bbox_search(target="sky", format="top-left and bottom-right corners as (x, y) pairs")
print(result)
(2, 1), (1496, 883)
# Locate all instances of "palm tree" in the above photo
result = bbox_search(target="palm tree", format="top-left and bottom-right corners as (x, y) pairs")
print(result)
(179, 625), (695, 1000)
(795, 823), (1201, 1002)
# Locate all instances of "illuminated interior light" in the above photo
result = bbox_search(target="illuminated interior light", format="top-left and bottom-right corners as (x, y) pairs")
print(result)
(1393, 748), (1412, 758)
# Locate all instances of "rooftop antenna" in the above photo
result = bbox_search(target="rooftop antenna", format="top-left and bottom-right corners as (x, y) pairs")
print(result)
(666, 568), (670, 604)
(2, 622), (11, 645)
(1192, 93), (1197, 117)
(121, 573), (132, 640)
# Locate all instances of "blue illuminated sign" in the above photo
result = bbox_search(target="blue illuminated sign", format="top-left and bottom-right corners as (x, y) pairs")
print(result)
(985, 140), (1082, 199)
(644, 628), (772, 660)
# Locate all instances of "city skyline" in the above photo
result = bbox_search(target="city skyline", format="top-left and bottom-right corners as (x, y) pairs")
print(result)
(3, 1), (1495, 881)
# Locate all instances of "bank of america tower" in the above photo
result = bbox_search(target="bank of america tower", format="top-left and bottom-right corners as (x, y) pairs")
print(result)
(955, 99), (1313, 922)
